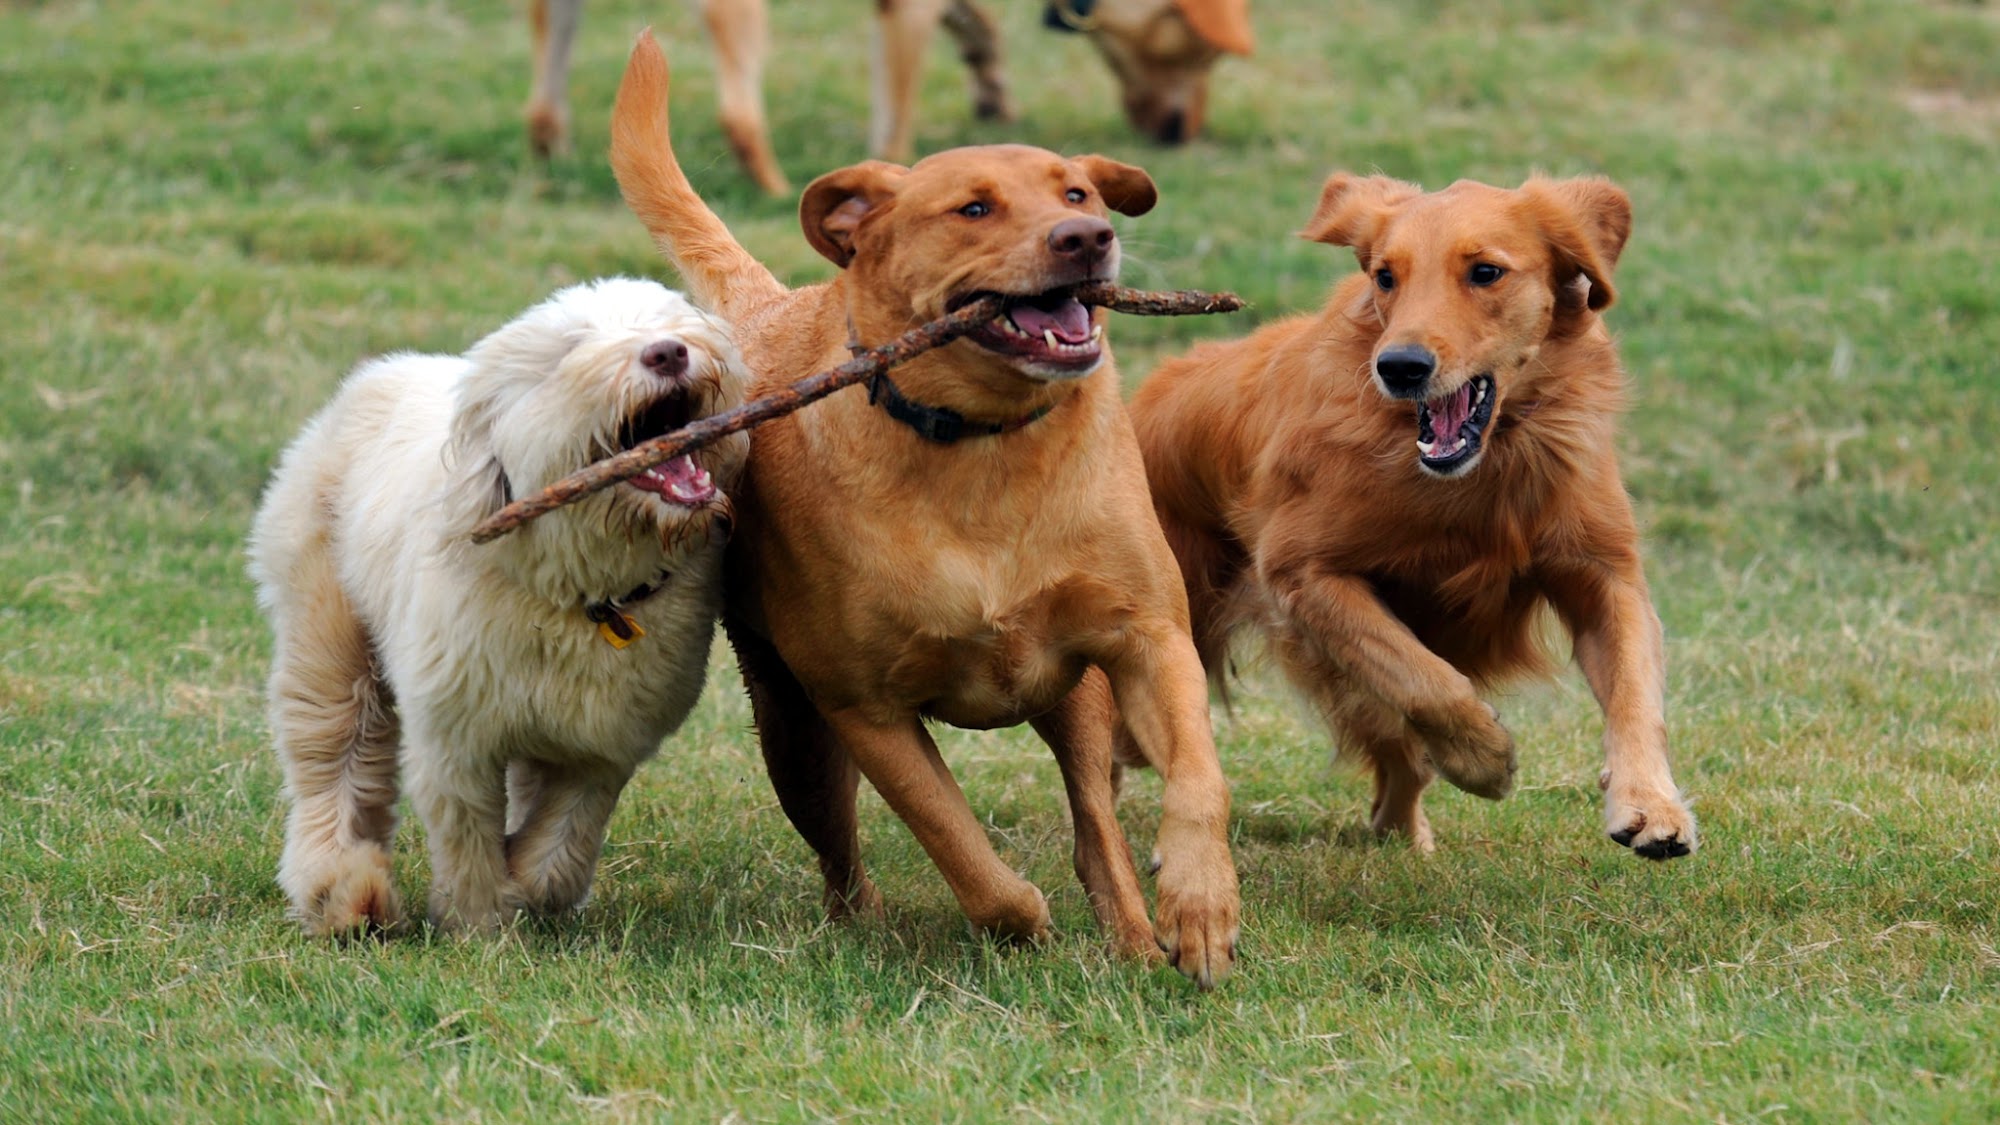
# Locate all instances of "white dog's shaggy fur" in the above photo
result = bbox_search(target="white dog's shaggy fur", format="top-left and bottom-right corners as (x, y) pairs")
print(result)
(249, 278), (749, 936)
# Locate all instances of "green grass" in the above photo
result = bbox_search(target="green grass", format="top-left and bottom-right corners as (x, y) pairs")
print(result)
(4, 0), (1999, 1119)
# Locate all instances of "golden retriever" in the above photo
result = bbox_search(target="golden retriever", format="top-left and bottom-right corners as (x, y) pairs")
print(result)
(1130, 173), (1697, 858)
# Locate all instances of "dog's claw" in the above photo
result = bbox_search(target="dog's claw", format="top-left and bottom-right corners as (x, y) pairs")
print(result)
(1605, 789), (1698, 859)
(1151, 846), (1240, 990)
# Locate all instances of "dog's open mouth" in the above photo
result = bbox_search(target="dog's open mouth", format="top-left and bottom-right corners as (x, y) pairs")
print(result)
(951, 290), (1104, 371)
(1416, 374), (1496, 476)
(616, 391), (717, 507)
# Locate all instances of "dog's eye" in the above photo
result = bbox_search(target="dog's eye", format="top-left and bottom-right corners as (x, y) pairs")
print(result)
(1374, 269), (1396, 292)
(1065, 188), (1088, 204)
(1469, 263), (1505, 286)
(958, 201), (992, 219)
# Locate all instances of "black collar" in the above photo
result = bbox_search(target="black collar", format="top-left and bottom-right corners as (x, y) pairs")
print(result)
(865, 373), (1055, 445)
(582, 570), (671, 642)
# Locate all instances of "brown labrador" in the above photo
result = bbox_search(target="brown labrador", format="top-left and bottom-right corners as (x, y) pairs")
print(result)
(609, 32), (1240, 985)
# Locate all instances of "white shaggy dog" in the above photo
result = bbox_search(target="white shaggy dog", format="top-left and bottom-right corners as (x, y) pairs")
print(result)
(249, 278), (749, 936)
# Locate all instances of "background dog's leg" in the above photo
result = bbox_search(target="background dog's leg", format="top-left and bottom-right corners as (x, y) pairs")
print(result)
(871, 0), (947, 162)
(940, 0), (1013, 123)
(405, 740), (517, 934)
(821, 709), (1051, 944)
(1548, 559), (1698, 859)
(1102, 635), (1239, 989)
(269, 562), (403, 937)
(504, 760), (633, 914)
(524, 0), (580, 158)
(700, 0), (789, 195)
(1260, 550), (1518, 801)
(1030, 672), (1160, 963)
(730, 622), (882, 920)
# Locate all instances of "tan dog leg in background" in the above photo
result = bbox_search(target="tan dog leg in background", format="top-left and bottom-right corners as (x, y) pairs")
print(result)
(942, 0), (1014, 124)
(699, 0), (788, 195)
(526, 0), (580, 158)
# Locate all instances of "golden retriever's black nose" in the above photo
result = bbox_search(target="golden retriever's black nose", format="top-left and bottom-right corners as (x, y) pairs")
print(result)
(1156, 110), (1188, 145)
(1048, 216), (1115, 264)
(1375, 345), (1436, 395)
(641, 338), (689, 378)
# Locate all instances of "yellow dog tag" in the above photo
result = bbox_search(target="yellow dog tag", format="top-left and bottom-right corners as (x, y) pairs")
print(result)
(587, 604), (645, 649)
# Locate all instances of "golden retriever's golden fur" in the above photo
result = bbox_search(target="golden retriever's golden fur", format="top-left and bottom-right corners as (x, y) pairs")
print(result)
(1130, 172), (1696, 857)
(609, 33), (1239, 984)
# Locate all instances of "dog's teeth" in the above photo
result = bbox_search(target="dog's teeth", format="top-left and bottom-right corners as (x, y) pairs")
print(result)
(1090, 324), (1103, 341)
(1417, 439), (1436, 456)
(1043, 329), (1058, 349)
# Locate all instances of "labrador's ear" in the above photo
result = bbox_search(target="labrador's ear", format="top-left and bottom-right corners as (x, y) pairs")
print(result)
(1175, 0), (1255, 55)
(1071, 154), (1158, 217)
(799, 160), (907, 268)
(1299, 172), (1422, 268)
(1523, 176), (1631, 312)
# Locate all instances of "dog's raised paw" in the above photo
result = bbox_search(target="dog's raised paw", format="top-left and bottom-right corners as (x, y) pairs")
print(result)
(1606, 791), (1697, 859)
(1421, 699), (1518, 800)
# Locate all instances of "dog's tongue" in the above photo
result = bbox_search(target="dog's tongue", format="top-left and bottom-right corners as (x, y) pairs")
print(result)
(1008, 297), (1093, 345)
(631, 454), (716, 507)
(1429, 382), (1472, 438)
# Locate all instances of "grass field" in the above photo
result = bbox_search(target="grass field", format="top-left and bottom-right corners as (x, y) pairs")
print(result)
(4, 0), (1999, 1119)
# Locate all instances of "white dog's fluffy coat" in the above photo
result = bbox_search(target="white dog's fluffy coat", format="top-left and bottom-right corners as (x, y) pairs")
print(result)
(249, 278), (749, 936)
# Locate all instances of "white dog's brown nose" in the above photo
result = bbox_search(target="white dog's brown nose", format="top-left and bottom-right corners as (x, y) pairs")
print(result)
(641, 338), (689, 378)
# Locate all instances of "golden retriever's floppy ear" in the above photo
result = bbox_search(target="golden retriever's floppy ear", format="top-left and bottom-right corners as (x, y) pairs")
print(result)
(1175, 0), (1256, 55)
(1299, 172), (1422, 266)
(1523, 176), (1631, 312)
(799, 161), (906, 268)
(1071, 154), (1158, 217)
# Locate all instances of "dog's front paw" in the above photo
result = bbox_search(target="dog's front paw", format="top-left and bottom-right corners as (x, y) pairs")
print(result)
(286, 844), (402, 938)
(1153, 845), (1240, 990)
(427, 883), (526, 937)
(1603, 783), (1697, 859)
(1418, 699), (1517, 800)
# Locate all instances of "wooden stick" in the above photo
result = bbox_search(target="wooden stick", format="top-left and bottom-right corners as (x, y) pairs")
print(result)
(468, 282), (1243, 543)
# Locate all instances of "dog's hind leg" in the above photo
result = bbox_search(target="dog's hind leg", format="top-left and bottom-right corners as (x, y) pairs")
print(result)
(699, 0), (789, 195)
(504, 760), (633, 915)
(871, 0), (947, 162)
(729, 620), (882, 921)
(268, 571), (403, 937)
(525, 0), (580, 158)
(1031, 671), (1161, 964)
(1343, 701), (1439, 853)
(941, 0), (1013, 123)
